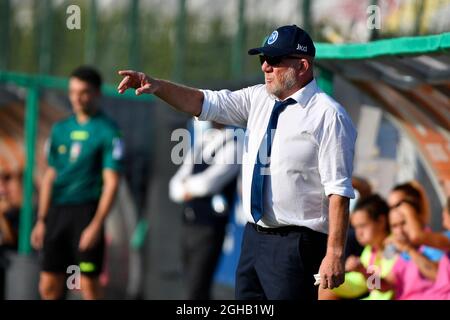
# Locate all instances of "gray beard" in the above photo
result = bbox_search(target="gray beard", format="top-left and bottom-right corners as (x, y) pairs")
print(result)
(266, 68), (297, 98)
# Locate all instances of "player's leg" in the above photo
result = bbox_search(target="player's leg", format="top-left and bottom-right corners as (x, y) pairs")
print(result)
(73, 202), (105, 300)
(80, 274), (103, 300)
(39, 272), (66, 300)
(78, 246), (105, 299)
(40, 205), (72, 300)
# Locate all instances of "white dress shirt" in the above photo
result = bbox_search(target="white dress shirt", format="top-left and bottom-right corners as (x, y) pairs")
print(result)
(197, 79), (357, 233)
(169, 127), (241, 203)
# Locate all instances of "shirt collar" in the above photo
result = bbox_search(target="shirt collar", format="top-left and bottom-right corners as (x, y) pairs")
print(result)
(285, 78), (318, 108)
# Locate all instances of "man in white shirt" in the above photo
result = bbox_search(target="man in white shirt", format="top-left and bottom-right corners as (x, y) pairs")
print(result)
(117, 24), (357, 300)
(169, 120), (241, 299)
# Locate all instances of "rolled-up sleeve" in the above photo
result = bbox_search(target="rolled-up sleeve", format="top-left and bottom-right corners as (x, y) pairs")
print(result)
(318, 110), (357, 199)
(197, 88), (252, 128)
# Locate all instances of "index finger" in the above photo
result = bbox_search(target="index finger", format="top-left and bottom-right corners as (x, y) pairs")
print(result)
(117, 76), (130, 91)
(118, 70), (137, 77)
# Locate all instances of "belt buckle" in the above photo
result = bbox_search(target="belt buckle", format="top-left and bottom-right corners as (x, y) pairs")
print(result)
(254, 224), (267, 234)
(255, 224), (280, 235)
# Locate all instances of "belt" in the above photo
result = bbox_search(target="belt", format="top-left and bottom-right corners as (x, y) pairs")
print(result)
(251, 223), (311, 235)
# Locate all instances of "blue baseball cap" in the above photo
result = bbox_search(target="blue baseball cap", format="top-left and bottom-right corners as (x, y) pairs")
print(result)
(248, 25), (315, 57)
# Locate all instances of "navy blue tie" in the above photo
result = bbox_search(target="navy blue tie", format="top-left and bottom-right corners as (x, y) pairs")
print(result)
(250, 98), (296, 223)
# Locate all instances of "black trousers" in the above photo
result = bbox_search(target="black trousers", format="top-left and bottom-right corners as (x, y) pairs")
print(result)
(235, 223), (327, 300)
(181, 223), (226, 300)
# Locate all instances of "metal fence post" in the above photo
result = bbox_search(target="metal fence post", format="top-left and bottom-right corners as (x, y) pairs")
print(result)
(85, 0), (98, 64)
(18, 84), (39, 255)
(231, 0), (246, 79)
(173, 0), (186, 82)
(38, 0), (53, 74)
(128, 0), (140, 70)
(0, 0), (11, 70)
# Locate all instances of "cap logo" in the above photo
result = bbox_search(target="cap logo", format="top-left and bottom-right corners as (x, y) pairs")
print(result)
(297, 44), (307, 52)
(267, 31), (278, 45)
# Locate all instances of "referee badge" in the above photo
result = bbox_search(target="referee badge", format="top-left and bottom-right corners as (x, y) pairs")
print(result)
(112, 138), (124, 160)
(70, 141), (82, 162)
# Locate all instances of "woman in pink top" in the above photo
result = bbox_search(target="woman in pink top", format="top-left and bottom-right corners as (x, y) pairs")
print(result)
(384, 183), (450, 300)
(388, 183), (450, 251)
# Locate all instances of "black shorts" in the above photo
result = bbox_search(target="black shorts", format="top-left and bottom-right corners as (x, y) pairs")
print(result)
(41, 202), (104, 277)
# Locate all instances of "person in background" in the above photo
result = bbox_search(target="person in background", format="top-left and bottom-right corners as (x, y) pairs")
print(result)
(0, 170), (22, 299)
(383, 182), (450, 299)
(30, 66), (123, 300)
(388, 183), (450, 251)
(320, 194), (396, 300)
(345, 176), (373, 259)
(169, 120), (242, 299)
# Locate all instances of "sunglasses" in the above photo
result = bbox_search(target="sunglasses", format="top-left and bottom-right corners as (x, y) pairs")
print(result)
(259, 55), (302, 66)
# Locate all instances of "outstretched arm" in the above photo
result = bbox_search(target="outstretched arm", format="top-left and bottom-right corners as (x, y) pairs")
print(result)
(117, 70), (204, 117)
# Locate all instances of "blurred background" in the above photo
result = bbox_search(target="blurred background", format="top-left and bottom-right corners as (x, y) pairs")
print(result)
(3, 0), (450, 82)
(0, 0), (449, 299)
